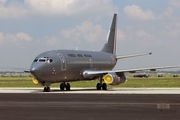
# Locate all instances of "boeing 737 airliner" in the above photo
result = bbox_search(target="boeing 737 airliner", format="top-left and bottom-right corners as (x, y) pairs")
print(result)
(28, 14), (180, 92)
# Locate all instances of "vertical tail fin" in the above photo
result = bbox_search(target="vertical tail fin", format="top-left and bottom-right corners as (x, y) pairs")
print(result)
(101, 13), (117, 54)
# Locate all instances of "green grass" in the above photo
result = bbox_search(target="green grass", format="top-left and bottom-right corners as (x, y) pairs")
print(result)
(0, 76), (180, 88)
(119, 77), (180, 88)
(0, 77), (35, 87)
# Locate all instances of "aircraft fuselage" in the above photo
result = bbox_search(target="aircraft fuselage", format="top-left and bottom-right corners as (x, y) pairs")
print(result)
(30, 49), (117, 84)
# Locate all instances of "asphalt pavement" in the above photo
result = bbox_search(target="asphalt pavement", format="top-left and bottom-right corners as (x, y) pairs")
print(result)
(0, 93), (180, 120)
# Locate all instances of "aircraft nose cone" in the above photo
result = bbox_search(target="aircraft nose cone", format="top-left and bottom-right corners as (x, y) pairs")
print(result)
(30, 67), (37, 73)
(30, 66), (42, 76)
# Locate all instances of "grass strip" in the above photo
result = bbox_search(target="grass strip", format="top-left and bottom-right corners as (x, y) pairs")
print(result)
(0, 76), (180, 88)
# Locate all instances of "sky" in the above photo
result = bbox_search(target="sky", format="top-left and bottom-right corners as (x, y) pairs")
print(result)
(0, 0), (180, 70)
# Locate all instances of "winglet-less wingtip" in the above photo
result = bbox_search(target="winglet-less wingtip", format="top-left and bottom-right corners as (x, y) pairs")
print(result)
(24, 70), (30, 73)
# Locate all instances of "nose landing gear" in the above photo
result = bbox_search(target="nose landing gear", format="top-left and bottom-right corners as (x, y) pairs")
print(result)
(43, 86), (50, 92)
(42, 82), (51, 92)
(60, 82), (71, 91)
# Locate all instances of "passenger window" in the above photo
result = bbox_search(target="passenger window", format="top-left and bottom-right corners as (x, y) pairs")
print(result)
(77, 54), (83, 57)
(67, 54), (76, 57)
(84, 54), (92, 57)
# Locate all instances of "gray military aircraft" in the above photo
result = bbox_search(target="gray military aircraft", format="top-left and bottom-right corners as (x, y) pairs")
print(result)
(28, 13), (180, 92)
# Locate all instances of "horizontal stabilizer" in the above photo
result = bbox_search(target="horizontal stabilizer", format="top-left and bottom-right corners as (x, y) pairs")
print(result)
(116, 52), (152, 59)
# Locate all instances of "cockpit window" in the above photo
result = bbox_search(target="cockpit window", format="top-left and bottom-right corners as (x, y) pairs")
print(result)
(33, 59), (38, 62)
(49, 59), (53, 63)
(39, 58), (46, 62)
(33, 57), (53, 63)
(47, 59), (53, 63)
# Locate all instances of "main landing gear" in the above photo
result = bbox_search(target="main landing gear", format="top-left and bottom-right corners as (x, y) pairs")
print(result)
(96, 83), (107, 90)
(60, 82), (71, 91)
(96, 77), (107, 90)
(43, 82), (71, 92)
(43, 83), (107, 92)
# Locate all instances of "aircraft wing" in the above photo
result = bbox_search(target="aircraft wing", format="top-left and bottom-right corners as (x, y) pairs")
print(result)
(83, 65), (180, 77)
(113, 65), (180, 73)
(0, 67), (27, 72)
(24, 70), (30, 73)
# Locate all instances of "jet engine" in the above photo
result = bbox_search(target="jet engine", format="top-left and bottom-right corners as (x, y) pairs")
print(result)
(103, 72), (127, 85)
(32, 77), (39, 85)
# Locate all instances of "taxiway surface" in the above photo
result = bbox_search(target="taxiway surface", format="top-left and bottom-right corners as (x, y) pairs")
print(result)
(1, 88), (180, 94)
(0, 88), (180, 120)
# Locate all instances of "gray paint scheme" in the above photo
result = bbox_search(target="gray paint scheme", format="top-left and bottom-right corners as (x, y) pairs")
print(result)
(101, 13), (117, 54)
(31, 49), (117, 84)
(29, 13), (180, 90)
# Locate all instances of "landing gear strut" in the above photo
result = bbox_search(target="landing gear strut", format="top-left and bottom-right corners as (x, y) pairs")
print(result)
(60, 82), (71, 91)
(96, 77), (107, 90)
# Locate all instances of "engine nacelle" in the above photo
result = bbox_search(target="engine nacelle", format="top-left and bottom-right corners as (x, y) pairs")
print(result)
(103, 72), (127, 85)
(32, 77), (39, 85)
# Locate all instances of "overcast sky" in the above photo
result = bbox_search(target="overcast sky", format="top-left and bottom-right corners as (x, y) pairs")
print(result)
(0, 0), (180, 70)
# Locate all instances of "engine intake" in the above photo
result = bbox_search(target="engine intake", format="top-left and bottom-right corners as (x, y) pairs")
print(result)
(103, 72), (127, 85)
(32, 77), (39, 85)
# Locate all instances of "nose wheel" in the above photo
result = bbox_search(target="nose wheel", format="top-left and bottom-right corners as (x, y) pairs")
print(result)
(60, 83), (71, 91)
(43, 86), (50, 92)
